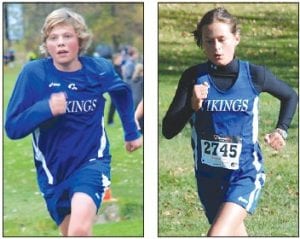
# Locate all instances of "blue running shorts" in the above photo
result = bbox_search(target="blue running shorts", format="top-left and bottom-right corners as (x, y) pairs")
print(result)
(42, 159), (111, 226)
(195, 151), (266, 224)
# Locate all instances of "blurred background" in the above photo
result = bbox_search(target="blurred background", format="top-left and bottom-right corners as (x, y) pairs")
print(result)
(3, 3), (143, 63)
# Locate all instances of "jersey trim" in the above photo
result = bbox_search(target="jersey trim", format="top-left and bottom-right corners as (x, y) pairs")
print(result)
(32, 128), (54, 185)
(98, 116), (107, 158)
(252, 96), (259, 144)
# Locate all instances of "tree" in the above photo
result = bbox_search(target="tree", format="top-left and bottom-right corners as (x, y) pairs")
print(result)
(3, 3), (143, 56)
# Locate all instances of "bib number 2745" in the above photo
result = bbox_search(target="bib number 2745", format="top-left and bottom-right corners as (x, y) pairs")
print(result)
(201, 139), (242, 170)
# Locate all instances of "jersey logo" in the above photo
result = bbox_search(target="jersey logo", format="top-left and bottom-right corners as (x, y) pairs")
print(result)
(48, 82), (61, 88)
(68, 83), (78, 91)
(202, 99), (249, 112)
(66, 99), (98, 113)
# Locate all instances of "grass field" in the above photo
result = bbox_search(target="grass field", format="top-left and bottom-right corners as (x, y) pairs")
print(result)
(3, 64), (143, 236)
(159, 3), (299, 236)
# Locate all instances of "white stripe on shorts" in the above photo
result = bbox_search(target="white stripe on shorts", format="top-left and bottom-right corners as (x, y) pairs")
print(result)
(246, 172), (266, 212)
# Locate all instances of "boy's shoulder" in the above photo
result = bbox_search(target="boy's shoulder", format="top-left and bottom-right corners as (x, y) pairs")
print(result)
(23, 58), (48, 70)
(21, 58), (51, 77)
(80, 56), (113, 72)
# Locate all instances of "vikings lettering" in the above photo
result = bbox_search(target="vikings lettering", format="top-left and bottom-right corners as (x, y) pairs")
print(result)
(203, 99), (249, 112)
(66, 99), (98, 113)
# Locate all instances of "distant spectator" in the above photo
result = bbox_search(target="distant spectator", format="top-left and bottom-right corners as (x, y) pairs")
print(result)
(135, 99), (144, 134)
(107, 53), (124, 125)
(94, 44), (113, 60)
(131, 63), (143, 108)
(4, 48), (15, 67)
(122, 46), (139, 83)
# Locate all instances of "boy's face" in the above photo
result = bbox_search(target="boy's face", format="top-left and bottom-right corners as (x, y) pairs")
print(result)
(46, 23), (80, 70)
(202, 22), (240, 66)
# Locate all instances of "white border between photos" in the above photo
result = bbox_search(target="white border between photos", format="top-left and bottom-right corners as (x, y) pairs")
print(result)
(144, 0), (158, 238)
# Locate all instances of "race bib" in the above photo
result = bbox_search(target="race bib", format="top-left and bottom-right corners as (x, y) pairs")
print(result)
(201, 135), (242, 170)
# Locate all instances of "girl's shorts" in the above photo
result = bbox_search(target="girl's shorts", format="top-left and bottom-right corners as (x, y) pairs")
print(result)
(195, 154), (266, 224)
(42, 159), (111, 226)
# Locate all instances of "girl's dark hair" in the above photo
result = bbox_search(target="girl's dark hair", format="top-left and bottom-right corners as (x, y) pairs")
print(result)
(192, 7), (240, 47)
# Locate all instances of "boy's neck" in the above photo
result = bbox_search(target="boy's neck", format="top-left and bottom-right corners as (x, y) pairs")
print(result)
(54, 58), (82, 72)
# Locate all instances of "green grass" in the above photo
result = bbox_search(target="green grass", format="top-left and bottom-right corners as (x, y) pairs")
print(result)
(159, 3), (298, 237)
(3, 64), (143, 236)
(159, 3), (298, 88)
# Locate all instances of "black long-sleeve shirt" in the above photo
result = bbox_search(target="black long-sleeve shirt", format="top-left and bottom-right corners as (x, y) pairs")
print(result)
(162, 59), (298, 139)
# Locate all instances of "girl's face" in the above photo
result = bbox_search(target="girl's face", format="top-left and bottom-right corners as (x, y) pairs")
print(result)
(202, 22), (240, 66)
(46, 23), (81, 71)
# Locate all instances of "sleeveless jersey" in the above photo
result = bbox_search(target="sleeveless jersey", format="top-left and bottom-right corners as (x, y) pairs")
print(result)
(191, 60), (262, 175)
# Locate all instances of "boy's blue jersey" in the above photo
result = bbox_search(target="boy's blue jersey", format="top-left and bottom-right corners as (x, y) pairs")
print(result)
(191, 60), (262, 175)
(5, 56), (140, 189)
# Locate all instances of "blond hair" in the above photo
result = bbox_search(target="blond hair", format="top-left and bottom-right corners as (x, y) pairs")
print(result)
(40, 8), (93, 56)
